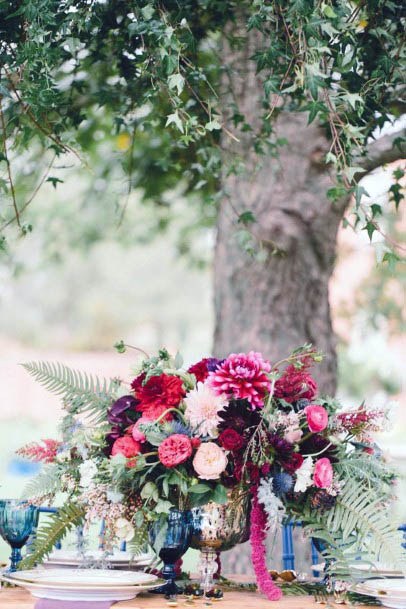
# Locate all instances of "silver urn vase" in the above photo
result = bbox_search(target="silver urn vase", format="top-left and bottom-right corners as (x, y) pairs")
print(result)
(190, 491), (251, 596)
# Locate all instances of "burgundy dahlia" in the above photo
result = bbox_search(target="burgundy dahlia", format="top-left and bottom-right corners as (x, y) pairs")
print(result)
(281, 452), (304, 474)
(268, 432), (294, 458)
(218, 399), (261, 435)
(274, 365), (318, 404)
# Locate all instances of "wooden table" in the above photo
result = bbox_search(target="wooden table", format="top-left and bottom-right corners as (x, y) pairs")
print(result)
(0, 588), (381, 609)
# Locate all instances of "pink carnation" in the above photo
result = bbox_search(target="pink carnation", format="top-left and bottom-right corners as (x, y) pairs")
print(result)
(313, 457), (333, 488)
(207, 351), (271, 409)
(111, 436), (141, 459)
(158, 434), (192, 468)
(304, 404), (328, 432)
(274, 365), (317, 404)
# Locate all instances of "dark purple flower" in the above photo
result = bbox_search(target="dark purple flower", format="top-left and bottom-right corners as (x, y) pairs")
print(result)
(104, 426), (122, 456)
(268, 432), (294, 458)
(107, 395), (138, 426)
(207, 358), (224, 372)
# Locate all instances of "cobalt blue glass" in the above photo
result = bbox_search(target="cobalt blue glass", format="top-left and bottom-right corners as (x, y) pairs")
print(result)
(149, 508), (193, 596)
(0, 500), (38, 572)
(312, 537), (331, 582)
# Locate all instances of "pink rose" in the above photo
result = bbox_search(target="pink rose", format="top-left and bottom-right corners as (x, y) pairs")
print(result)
(284, 427), (303, 444)
(304, 405), (328, 433)
(132, 417), (152, 443)
(158, 434), (193, 468)
(111, 436), (141, 458)
(193, 442), (228, 480)
(313, 457), (333, 488)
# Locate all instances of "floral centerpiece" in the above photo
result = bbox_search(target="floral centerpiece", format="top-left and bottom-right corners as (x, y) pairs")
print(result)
(19, 345), (402, 600)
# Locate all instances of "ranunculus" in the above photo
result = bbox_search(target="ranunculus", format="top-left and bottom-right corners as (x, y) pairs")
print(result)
(107, 395), (137, 426)
(132, 417), (152, 443)
(111, 436), (141, 459)
(304, 405), (328, 433)
(193, 442), (228, 480)
(218, 428), (246, 451)
(313, 457), (333, 488)
(284, 427), (303, 444)
(158, 434), (193, 468)
(207, 352), (271, 409)
(274, 365), (318, 404)
(132, 373), (185, 421)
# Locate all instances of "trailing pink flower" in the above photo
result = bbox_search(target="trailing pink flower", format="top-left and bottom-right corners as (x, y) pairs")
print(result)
(250, 492), (283, 601)
(17, 439), (61, 463)
(207, 351), (271, 409)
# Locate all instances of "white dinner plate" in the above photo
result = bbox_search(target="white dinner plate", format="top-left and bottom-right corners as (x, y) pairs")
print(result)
(47, 549), (153, 563)
(1, 573), (162, 602)
(6, 568), (157, 587)
(360, 579), (406, 597)
(312, 562), (404, 577)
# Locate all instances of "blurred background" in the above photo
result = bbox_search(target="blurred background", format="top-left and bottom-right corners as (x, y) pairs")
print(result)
(0, 155), (404, 566)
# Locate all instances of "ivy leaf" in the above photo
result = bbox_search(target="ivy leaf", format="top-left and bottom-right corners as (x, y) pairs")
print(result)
(212, 484), (228, 504)
(46, 177), (64, 189)
(370, 204), (382, 217)
(168, 73), (185, 95)
(238, 210), (256, 225)
(189, 483), (212, 494)
(205, 119), (222, 131)
(165, 111), (184, 133)
(382, 251), (401, 273)
(362, 221), (376, 241)
(354, 185), (369, 208)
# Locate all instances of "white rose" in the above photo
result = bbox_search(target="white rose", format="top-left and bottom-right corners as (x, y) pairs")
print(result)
(115, 517), (135, 542)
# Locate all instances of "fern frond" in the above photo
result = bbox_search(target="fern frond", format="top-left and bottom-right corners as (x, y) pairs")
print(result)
(20, 502), (85, 569)
(22, 464), (61, 500)
(302, 480), (405, 570)
(22, 361), (118, 423)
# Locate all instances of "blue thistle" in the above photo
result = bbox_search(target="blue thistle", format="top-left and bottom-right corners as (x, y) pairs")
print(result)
(167, 420), (193, 437)
(273, 472), (293, 496)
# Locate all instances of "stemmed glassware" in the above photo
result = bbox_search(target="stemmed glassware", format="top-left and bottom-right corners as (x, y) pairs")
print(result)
(149, 508), (193, 597)
(0, 500), (38, 572)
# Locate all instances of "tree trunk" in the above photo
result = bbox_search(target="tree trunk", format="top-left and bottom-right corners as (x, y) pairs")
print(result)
(213, 30), (348, 394)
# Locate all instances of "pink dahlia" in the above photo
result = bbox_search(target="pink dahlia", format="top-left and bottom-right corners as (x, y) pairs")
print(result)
(158, 434), (193, 468)
(207, 351), (271, 409)
(274, 364), (318, 404)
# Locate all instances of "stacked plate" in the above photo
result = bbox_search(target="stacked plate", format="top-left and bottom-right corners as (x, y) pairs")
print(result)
(1, 568), (162, 602)
(355, 578), (406, 608)
(44, 549), (155, 570)
(312, 562), (404, 581)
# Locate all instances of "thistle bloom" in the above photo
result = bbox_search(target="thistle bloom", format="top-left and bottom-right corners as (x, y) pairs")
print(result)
(208, 351), (271, 409)
(184, 382), (227, 437)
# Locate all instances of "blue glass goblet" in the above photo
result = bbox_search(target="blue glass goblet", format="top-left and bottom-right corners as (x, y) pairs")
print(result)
(149, 509), (193, 596)
(0, 500), (38, 572)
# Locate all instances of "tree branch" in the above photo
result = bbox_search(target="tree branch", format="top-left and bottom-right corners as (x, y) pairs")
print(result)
(355, 127), (406, 180)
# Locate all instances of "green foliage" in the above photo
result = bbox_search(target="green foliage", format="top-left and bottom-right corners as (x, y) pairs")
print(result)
(21, 464), (61, 500)
(0, 0), (403, 258)
(20, 502), (85, 569)
(22, 361), (118, 423)
(302, 479), (404, 570)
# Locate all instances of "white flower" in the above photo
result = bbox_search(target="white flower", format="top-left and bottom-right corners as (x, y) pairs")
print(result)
(184, 382), (227, 437)
(257, 478), (285, 531)
(79, 460), (98, 488)
(294, 456), (314, 493)
(107, 489), (124, 504)
(115, 517), (135, 542)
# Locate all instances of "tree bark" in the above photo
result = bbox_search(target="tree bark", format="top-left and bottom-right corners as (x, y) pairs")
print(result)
(213, 29), (348, 394)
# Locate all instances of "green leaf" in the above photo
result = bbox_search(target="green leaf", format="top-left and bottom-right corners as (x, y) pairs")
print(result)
(141, 4), (154, 20)
(165, 111), (184, 133)
(205, 119), (222, 131)
(370, 204), (382, 217)
(238, 210), (256, 225)
(363, 221), (376, 241)
(188, 483), (212, 494)
(167, 73), (185, 95)
(212, 484), (228, 504)
(46, 177), (64, 189)
(382, 251), (401, 273)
